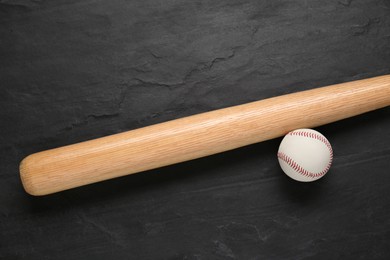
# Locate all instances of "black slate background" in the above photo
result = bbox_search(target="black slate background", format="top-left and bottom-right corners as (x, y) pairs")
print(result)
(1, 0), (390, 259)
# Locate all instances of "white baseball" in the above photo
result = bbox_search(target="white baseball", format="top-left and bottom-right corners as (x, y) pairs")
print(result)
(277, 128), (333, 182)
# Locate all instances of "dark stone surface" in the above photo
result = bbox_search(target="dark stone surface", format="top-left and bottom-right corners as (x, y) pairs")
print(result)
(1, 0), (390, 259)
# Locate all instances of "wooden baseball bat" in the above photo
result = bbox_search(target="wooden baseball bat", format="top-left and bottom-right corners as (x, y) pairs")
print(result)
(20, 75), (390, 195)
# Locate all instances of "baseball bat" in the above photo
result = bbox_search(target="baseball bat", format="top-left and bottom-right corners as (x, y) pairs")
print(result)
(20, 75), (390, 195)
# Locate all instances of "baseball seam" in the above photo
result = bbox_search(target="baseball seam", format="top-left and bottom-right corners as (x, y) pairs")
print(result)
(288, 131), (333, 158)
(277, 131), (333, 178)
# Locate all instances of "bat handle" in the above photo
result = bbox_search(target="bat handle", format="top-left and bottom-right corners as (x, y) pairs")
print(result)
(20, 75), (390, 195)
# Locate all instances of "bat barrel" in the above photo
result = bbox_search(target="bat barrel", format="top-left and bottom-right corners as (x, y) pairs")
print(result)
(20, 75), (390, 195)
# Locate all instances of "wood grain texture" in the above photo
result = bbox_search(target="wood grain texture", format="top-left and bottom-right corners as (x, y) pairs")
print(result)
(20, 75), (390, 196)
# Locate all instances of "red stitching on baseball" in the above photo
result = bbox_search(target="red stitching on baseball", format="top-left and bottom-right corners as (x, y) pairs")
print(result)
(288, 130), (333, 158)
(277, 152), (331, 178)
(278, 131), (333, 178)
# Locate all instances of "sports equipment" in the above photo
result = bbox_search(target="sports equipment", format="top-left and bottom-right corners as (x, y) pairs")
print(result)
(277, 129), (332, 182)
(20, 75), (390, 195)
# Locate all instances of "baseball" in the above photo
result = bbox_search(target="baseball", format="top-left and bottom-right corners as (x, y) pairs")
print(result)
(277, 128), (333, 182)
